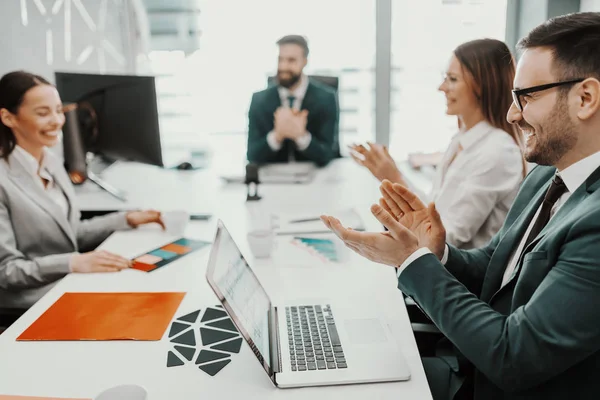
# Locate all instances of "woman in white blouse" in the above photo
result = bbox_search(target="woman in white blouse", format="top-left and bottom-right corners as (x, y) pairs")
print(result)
(0, 71), (164, 310)
(351, 39), (525, 249)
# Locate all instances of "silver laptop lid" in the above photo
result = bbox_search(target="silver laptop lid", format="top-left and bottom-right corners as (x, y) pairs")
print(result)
(206, 220), (276, 382)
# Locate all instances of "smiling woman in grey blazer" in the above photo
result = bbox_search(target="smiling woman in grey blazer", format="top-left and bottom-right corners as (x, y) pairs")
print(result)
(0, 71), (164, 310)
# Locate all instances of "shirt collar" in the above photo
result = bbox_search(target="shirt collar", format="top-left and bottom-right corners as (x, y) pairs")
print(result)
(12, 145), (54, 183)
(278, 74), (309, 102)
(557, 150), (600, 193)
(456, 120), (495, 151)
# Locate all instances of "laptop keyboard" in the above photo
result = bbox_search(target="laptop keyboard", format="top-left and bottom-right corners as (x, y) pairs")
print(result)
(285, 304), (347, 371)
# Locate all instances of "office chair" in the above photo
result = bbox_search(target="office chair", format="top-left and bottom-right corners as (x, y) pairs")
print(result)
(267, 74), (339, 91)
(267, 75), (341, 158)
(0, 308), (24, 332)
(404, 296), (443, 357)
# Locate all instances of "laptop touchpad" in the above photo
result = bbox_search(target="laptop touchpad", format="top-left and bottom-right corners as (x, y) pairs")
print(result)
(344, 318), (388, 345)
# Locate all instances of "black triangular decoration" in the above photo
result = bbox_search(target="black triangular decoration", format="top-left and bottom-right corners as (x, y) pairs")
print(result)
(168, 321), (190, 338)
(177, 309), (201, 323)
(206, 318), (238, 332)
(210, 337), (243, 354)
(171, 329), (196, 346)
(167, 351), (185, 367)
(200, 327), (238, 345)
(201, 307), (227, 322)
(174, 345), (195, 362)
(216, 305), (223, 308)
(195, 349), (230, 365)
(199, 359), (232, 376)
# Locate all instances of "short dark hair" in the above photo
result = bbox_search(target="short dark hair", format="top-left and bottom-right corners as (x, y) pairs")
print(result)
(276, 35), (309, 57)
(518, 12), (600, 81)
(0, 71), (51, 159)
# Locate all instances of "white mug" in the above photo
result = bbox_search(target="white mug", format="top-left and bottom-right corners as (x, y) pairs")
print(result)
(247, 229), (275, 258)
(94, 384), (147, 400)
(161, 210), (189, 236)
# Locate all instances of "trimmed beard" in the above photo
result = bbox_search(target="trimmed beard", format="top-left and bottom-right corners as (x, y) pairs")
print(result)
(277, 72), (301, 88)
(524, 94), (577, 166)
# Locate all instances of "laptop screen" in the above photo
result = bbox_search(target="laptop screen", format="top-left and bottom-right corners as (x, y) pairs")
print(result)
(206, 220), (274, 378)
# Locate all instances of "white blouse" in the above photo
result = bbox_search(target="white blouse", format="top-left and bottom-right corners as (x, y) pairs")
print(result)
(425, 121), (523, 249)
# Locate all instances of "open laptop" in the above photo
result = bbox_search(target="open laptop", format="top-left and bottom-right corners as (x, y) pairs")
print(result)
(205, 220), (411, 388)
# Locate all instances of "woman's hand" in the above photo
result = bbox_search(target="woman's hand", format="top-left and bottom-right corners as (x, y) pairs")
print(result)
(70, 250), (131, 273)
(349, 143), (404, 184)
(126, 210), (165, 229)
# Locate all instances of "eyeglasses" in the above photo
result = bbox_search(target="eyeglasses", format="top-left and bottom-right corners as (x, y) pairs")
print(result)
(512, 78), (585, 111)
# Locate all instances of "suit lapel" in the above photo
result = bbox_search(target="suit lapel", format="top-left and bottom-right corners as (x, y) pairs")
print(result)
(526, 165), (600, 248)
(6, 157), (76, 247)
(300, 82), (316, 110)
(479, 170), (553, 302)
(523, 185), (588, 252)
(487, 164), (600, 302)
(268, 86), (281, 110)
(585, 164), (600, 193)
(501, 164), (600, 286)
(45, 155), (78, 229)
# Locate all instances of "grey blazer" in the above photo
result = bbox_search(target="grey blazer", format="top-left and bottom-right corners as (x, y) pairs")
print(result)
(0, 151), (130, 309)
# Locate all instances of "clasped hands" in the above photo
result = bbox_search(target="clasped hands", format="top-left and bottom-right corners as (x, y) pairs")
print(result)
(321, 180), (446, 269)
(273, 107), (309, 142)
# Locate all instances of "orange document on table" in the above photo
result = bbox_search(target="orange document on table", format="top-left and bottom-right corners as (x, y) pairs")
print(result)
(0, 396), (89, 400)
(17, 292), (186, 341)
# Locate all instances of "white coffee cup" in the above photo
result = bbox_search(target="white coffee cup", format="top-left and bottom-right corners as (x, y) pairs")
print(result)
(94, 384), (147, 400)
(162, 210), (189, 236)
(247, 229), (275, 258)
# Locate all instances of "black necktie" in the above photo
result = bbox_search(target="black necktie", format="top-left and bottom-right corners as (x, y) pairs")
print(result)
(523, 174), (568, 249)
(287, 95), (296, 108)
(286, 95), (297, 161)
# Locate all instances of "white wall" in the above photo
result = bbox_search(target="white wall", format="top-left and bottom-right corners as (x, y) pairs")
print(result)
(518, 0), (548, 40)
(0, 0), (148, 81)
(581, 0), (600, 11)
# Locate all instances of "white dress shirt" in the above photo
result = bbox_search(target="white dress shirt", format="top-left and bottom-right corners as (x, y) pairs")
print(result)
(266, 74), (312, 152)
(425, 121), (523, 249)
(11, 145), (70, 219)
(398, 150), (600, 282)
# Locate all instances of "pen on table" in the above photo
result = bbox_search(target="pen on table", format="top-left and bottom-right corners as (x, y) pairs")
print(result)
(288, 217), (322, 224)
(189, 213), (213, 221)
(276, 228), (365, 236)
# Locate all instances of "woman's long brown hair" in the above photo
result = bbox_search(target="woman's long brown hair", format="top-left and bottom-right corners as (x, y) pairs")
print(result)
(0, 71), (51, 159)
(454, 39), (526, 176)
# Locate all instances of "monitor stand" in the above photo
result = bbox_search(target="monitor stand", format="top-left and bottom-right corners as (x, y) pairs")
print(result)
(86, 153), (127, 202)
(87, 153), (116, 174)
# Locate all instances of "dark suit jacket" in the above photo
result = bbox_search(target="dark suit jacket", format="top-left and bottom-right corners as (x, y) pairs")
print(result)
(246, 80), (339, 167)
(398, 164), (600, 399)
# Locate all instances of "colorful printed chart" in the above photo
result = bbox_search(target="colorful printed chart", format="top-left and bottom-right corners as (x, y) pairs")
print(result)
(131, 238), (210, 272)
(292, 237), (340, 262)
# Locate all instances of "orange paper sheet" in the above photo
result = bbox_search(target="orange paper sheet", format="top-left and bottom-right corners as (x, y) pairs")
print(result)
(0, 396), (89, 400)
(17, 292), (185, 341)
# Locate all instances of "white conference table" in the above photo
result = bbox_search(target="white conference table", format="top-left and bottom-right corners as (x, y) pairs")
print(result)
(0, 158), (433, 399)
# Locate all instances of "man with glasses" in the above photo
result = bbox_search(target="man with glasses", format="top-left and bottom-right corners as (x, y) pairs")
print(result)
(321, 12), (600, 400)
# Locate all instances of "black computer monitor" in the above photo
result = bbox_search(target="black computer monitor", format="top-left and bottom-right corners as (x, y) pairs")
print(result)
(55, 71), (163, 167)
